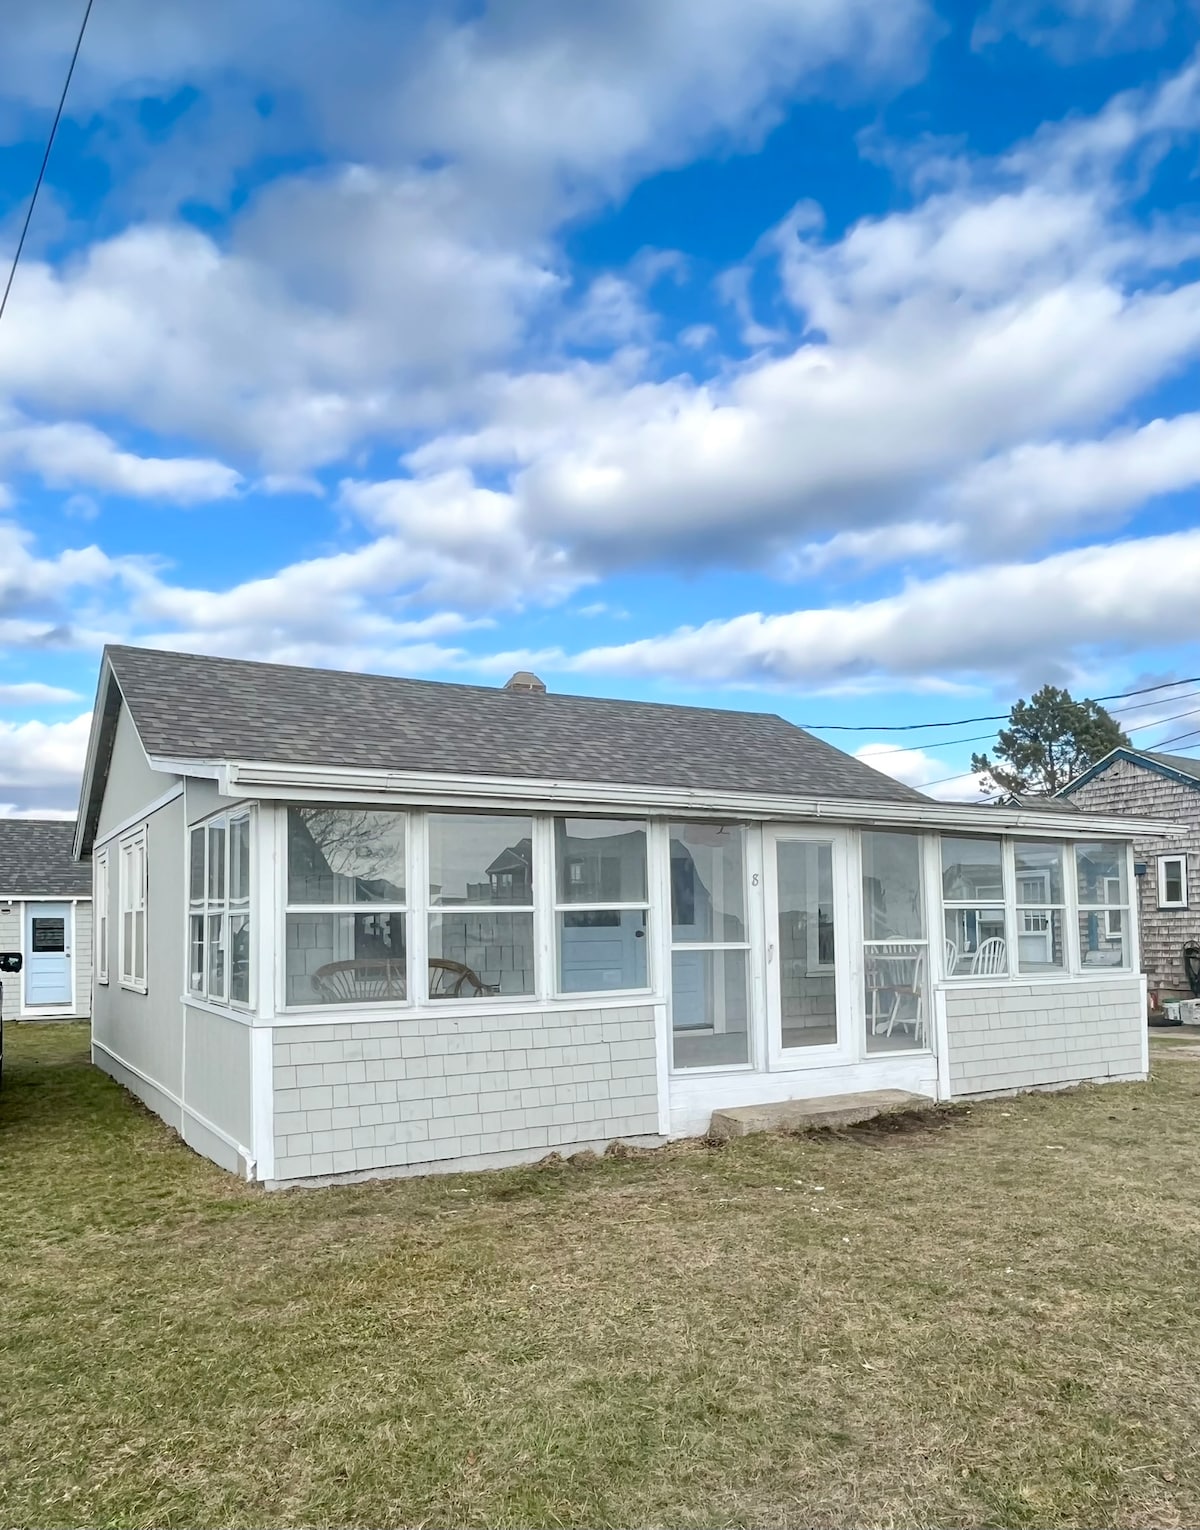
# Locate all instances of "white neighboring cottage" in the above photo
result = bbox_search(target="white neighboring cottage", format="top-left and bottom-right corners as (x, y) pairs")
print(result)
(0, 819), (92, 1022)
(75, 646), (1170, 1186)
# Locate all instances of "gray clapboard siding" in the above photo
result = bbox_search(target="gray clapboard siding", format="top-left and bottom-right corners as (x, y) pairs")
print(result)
(73, 902), (93, 1018)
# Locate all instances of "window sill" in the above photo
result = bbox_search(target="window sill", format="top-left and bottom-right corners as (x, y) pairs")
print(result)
(119, 980), (148, 995)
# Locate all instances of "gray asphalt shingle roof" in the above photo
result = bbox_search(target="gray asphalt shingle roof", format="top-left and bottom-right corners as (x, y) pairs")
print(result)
(105, 645), (928, 806)
(0, 819), (90, 897)
(1145, 751), (1200, 785)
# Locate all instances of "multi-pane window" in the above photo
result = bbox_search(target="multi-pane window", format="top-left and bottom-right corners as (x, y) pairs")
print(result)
(941, 836), (1007, 976)
(1158, 854), (1188, 910)
(1014, 841), (1066, 974)
(285, 807), (407, 1005)
(1075, 843), (1130, 968)
(118, 827), (147, 991)
(669, 823), (751, 1069)
(188, 810), (253, 1006)
(555, 817), (649, 993)
(427, 813), (535, 998)
(861, 831), (928, 1050)
(94, 847), (109, 985)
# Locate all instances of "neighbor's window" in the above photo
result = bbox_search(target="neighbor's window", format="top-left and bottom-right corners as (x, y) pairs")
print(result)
(1158, 854), (1188, 911)
(285, 807), (407, 1006)
(669, 823), (751, 1069)
(862, 831), (928, 1051)
(941, 836), (1007, 977)
(1074, 843), (1131, 969)
(555, 817), (649, 993)
(188, 810), (253, 1006)
(118, 826), (147, 992)
(94, 847), (109, 986)
(426, 813), (535, 999)
(1014, 841), (1066, 975)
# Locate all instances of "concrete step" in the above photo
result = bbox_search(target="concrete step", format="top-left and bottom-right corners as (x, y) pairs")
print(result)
(708, 1089), (931, 1141)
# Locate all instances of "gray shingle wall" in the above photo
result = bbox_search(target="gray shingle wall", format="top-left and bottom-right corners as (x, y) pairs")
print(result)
(945, 978), (1144, 1096)
(1067, 758), (1200, 997)
(272, 1005), (660, 1181)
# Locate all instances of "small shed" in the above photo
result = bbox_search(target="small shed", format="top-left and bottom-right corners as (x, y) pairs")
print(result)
(0, 819), (93, 1021)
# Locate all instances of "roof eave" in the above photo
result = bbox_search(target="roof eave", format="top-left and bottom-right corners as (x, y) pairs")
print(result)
(1060, 746), (1200, 798)
(162, 756), (1184, 837)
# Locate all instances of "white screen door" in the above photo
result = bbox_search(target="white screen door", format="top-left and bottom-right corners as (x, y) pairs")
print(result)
(764, 831), (853, 1066)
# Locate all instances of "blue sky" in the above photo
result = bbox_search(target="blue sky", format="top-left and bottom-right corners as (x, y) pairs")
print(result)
(4, 0), (1200, 815)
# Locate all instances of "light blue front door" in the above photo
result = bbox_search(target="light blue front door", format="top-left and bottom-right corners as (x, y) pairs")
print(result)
(24, 903), (71, 1007)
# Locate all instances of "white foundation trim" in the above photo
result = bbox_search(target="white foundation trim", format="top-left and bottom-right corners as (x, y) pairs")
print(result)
(250, 1025), (275, 1183)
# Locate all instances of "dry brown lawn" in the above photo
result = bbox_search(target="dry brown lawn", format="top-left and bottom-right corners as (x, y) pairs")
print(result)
(2, 1021), (1199, 1529)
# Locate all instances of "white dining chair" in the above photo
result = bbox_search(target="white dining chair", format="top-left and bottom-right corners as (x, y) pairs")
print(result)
(944, 938), (959, 976)
(970, 936), (1007, 976)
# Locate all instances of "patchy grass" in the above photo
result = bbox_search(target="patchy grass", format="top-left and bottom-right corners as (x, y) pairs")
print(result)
(3, 1023), (1200, 1529)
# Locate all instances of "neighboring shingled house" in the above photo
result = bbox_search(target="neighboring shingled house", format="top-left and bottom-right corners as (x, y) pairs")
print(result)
(73, 645), (1171, 1187)
(1061, 749), (1200, 1004)
(0, 819), (93, 1022)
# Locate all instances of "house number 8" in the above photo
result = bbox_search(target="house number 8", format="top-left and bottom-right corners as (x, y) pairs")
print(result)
(751, 873), (760, 886)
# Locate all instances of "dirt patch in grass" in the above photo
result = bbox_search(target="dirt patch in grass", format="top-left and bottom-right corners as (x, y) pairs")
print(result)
(4, 1021), (1200, 1529)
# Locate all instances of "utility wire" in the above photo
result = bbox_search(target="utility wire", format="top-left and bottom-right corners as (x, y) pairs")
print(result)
(0, 0), (94, 330)
(801, 672), (1200, 733)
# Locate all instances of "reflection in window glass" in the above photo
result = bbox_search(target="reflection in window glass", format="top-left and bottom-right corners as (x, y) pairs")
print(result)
(862, 831), (924, 941)
(1014, 841), (1064, 905)
(428, 912), (535, 998)
(286, 911), (407, 1005)
(943, 908), (1008, 975)
(555, 818), (647, 903)
(287, 808), (406, 904)
(208, 822), (226, 901)
(1017, 907), (1065, 974)
(428, 814), (533, 906)
(861, 832), (928, 1053)
(230, 816), (251, 904)
(941, 837), (1004, 901)
(1075, 843), (1127, 906)
(777, 840), (837, 1048)
(670, 824), (746, 942)
(671, 949), (750, 1067)
(558, 909), (647, 992)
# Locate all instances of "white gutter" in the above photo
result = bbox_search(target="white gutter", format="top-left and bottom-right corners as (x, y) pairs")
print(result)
(168, 756), (1187, 839)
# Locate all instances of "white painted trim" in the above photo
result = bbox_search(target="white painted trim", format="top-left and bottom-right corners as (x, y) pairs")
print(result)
(92, 782), (184, 852)
(1139, 971), (1150, 1077)
(148, 756), (224, 781)
(1155, 852), (1189, 910)
(933, 987), (951, 1101)
(250, 1025), (275, 1182)
(179, 995), (256, 1025)
(268, 991), (665, 1029)
(92, 1037), (255, 1175)
(117, 825), (148, 994)
(217, 757), (1182, 839)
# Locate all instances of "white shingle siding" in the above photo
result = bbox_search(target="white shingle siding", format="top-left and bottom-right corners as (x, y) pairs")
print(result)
(272, 1004), (660, 1181)
(945, 978), (1144, 1095)
(0, 903), (20, 1021)
(1067, 757), (1200, 998)
(73, 903), (93, 1018)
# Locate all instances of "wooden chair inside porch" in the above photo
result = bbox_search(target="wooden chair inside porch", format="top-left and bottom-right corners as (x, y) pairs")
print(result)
(311, 956), (498, 1003)
(865, 942), (927, 1046)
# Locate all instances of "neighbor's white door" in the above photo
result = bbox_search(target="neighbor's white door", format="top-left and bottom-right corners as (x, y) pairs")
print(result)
(24, 902), (72, 1007)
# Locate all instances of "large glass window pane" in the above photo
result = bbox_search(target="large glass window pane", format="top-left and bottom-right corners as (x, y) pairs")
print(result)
(1017, 908), (1065, 974)
(188, 914), (205, 995)
(778, 840), (837, 1047)
(1075, 843), (1128, 907)
(1077, 908), (1129, 969)
(557, 909), (648, 992)
(230, 913), (251, 1005)
(671, 949), (750, 1068)
(189, 828), (205, 902)
(287, 808), (406, 904)
(556, 818), (647, 903)
(428, 814), (533, 907)
(1014, 841), (1064, 905)
(670, 824), (746, 942)
(941, 837), (1004, 901)
(286, 911), (407, 1005)
(230, 816), (251, 904)
(864, 943), (928, 1052)
(208, 822), (226, 901)
(943, 909), (1008, 975)
(428, 911), (535, 998)
(207, 912), (226, 999)
(862, 832), (925, 940)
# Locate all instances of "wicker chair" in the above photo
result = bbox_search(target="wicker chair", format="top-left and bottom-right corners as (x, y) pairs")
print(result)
(428, 958), (500, 998)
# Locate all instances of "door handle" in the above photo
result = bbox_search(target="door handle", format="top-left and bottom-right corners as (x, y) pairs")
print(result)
(767, 942), (775, 963)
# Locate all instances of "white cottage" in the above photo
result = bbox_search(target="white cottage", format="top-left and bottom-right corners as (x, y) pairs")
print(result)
(0, 819), (93, 1023)
(76, 646), (1170, 1186)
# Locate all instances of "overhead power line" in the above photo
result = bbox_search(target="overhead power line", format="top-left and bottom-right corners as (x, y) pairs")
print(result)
(0, 0), (94, 330)
(801, 673), (1200, 733)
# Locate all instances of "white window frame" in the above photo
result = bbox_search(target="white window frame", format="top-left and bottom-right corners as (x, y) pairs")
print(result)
(118, 826), (147, 994)
(94, 847), (109, 986)
(940, 835), (1009, 979)
(667, 821), (754, 1073)
(1073, 844), (1132, 972)
(1012, 842), (1067, 976)
(188, 807), (254, 1010)
(282, 805), (410, 1012)
(860, 829), (930, 1055)
(1157, 853), (1188, 911)
(553, 816), (652, 999)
